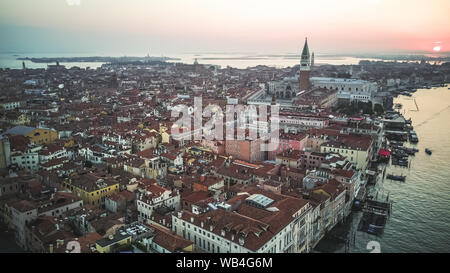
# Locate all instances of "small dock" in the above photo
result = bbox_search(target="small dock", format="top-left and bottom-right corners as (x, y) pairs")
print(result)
(358, 192), (392, 235)
(365, 199), (392, 215)
(353, 186), (367, 211)
(355, 187), (367, 202)
(366, 169), (378, 186)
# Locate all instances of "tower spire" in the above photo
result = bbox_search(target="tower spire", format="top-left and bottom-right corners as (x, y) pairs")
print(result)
(301, 37), (310, 58)
(299, 37), (311, 91)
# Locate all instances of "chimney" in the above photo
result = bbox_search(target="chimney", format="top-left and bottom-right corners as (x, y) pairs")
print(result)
(49, 244), (54, 253)
(200, 174), (206, 183)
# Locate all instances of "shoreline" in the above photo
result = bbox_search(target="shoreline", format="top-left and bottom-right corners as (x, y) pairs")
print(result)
(16, 56), (180, 64)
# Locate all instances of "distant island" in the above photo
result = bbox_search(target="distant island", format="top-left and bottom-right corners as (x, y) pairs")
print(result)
(16, 56), (180, 63)
(343, 53), (450, 62)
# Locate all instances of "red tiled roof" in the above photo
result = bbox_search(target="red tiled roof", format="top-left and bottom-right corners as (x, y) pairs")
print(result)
(11, 200), (37, 212)
(182, 191), (210, 204)
(137, 148), (156, 159)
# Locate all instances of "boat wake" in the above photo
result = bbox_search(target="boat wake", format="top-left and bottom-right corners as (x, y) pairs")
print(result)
(414, 105), (450, 128)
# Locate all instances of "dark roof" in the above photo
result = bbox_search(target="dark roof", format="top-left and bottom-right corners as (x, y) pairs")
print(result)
(5, 126), (35, 135)
(96, 232), (130, 248)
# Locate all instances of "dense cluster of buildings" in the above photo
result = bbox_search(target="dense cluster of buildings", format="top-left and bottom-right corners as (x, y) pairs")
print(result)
(0, 38), (448, 253)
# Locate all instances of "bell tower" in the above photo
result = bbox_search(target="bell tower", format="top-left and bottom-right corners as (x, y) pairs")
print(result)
(299, 37), (311, 91)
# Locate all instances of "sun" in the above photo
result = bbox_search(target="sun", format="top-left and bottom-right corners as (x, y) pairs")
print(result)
(433, 46), (441, 52)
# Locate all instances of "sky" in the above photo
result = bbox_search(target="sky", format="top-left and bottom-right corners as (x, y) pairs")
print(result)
(0, 0), (449, 55)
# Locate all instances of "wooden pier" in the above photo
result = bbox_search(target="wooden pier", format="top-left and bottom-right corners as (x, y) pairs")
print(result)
(355, 187), (367, 202)
(357, 192), (392, 235)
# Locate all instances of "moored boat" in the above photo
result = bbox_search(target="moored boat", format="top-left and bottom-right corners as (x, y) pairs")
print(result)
(387, 174), (406, 182)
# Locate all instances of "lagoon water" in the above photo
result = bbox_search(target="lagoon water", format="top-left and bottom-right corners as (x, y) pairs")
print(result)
(165, 53), (382, 68)
(316, 85), (450, 253)
(0, 53), (106, 70)
(0, 52), (382, 70)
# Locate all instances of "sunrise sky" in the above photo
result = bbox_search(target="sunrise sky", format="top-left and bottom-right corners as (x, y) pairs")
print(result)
(0, 0), (449, 55)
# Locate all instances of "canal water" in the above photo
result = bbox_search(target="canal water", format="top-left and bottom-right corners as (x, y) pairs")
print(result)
(316, 85), (450, 253)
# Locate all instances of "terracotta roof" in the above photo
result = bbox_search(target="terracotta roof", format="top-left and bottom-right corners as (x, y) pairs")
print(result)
(161, 152), (178, 161)
(321, 134), (373, 151)
(137, 148), (156, 159)
(11, 200), (38, 212)
(182, 191), (210, 204)
(77, 232), (103, 253)
(149, 224), (193, 252)
(125, 158), (146, 168)
(178, 187), (309, 251)
(40, 143), (65, 156)
(331, 169), (355, 178)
